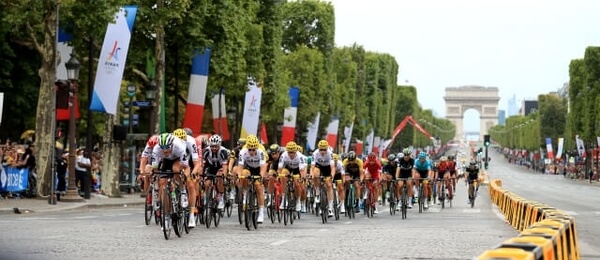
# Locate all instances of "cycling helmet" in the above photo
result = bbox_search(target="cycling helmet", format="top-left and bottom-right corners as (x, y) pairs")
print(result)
(333, 153), (339, 161)
(440, 156), (447, 162)
(285, 141), (297, 153)
(396, 152), (403, 158)
(147, 135), (159, 148)
(403, 148), (412, 155)
(347, 151), (357, 160)
(418, 151), (427, 159)
(317, 140), (329, 150)
(246, 135), (259, 149)
(183, 127), (193, 136)
(470, 161), (477, 166)
(368, 152), (376, 160)
(387, 154), (396, 161)
(340, 153), (348, 160)
(269, 143), (281, 154)
(237, 138), (246, 146)
(158, 133), (174, 149)
(448, 155), (455, 161)
(208, 134), (222, 146)
(173, 128), (187, 140)
(296, 144), (303, 153)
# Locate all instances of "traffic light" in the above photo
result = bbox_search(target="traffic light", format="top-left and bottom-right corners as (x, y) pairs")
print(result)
(484, 134), (490, 147)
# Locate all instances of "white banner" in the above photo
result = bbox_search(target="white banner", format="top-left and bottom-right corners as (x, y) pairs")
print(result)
(576, 135), (585, 157)
(365, 128), (374, 155)
(56, 29), (73, 80)
(306, 112), (321, 151)
(556, 137), (564, 159)
(343, 121), (354, 153)
(89, 6), (138, 115)
(240, 78), (262, 138)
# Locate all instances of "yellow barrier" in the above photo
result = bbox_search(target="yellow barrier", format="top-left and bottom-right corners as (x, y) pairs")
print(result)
(477, 248), (535, 260)
(477, 179), (580, 259)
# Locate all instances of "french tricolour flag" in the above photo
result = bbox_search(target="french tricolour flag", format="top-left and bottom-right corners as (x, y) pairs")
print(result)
(182, 49), (211, 135)
(280, 87), (299, 145)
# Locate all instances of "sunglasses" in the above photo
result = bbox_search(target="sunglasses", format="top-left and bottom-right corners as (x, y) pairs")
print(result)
(319, 149), (327, 151)
(159, 145), (172, 150)
(248, 149), (256, 152)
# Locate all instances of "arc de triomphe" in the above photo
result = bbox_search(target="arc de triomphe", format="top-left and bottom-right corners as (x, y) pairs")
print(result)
(444, 86), (499, 141)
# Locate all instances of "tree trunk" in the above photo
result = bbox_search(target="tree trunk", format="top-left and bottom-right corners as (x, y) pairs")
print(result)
(100, 114), (122, 197)
(35, 4), (58, 197)
(152, 0), (165, 134)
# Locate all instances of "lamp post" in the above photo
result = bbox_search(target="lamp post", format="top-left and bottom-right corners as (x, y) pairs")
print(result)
(146, 80), (157, 135)
(126, 83), (136, 134)
(61, 54), (84, 202)
(226, 108), (236, 149)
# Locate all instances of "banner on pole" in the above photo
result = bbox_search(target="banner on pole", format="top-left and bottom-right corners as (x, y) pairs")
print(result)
(306, 112), (320, 151)
(326, 117), (339, 151)
(545, 137), (554, 159)
(89, 6), (138, 115)
(211, 89), (230, 140)
(556, 137), (564, 159)
(239, 78), (262, 139)
(281, 87), (299, 145)
(182, 49), (211, 135)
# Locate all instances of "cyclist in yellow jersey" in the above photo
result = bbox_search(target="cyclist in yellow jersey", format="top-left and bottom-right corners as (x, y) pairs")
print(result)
(342, 151), (364, 213)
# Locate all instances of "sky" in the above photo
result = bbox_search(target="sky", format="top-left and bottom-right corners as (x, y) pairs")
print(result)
(328, 0), (600, 133)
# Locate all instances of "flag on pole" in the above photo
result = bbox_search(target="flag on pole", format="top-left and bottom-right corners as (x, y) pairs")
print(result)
(211, 88), (230, 140)
(372, 136), (381, 156)
(240, 78), (262, 138)
(281, 87), (299, 145)
(260, 123), (268, 144)
(354, 139), (363, 155)
(306, 112), (320, 151)
(576, 135), (586, 157)
(89, 6), (138, 114)
(55, 28), (80, 120)
(365, 129), (374, 155)
(556, 137), (564, 159)
(326, 117), (340, 151)
(545, 137), (554, 159)
(343, 119), (354, 153)
(182, 49), (211, 135)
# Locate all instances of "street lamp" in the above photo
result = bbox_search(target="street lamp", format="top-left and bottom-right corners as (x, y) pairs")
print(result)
(61, 54), (84, 202)
(227, 108), (236, 148)
(126, 83), (136, 134)
(146, 80), (157, 135)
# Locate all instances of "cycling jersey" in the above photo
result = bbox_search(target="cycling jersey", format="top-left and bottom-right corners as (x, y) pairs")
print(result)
(311, 149), (334, 177)
(141, 143), (154, 159)
(448, 161), (457, 174)
(151, 138), (188, 169)
(268, 152), (282, 172)
(343, 158), (363, 179)
(414, 158), (432, 179)
(363, 158), (382, 180)
(466, 166), (479, 181)
(333, 160), (344, 181)
(437, 161), (451, 174)
(202, 146), (230, 175)
(383, 161), (398, 178)
(238, 147), (267, 176)
(397, 157), (414, 178)
(278, 151), (306, 173)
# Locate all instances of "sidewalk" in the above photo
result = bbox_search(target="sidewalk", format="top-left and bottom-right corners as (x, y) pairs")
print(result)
(0, 193), (144, 216)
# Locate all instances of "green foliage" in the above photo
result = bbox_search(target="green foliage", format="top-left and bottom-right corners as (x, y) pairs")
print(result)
(538, 94), (566, 147)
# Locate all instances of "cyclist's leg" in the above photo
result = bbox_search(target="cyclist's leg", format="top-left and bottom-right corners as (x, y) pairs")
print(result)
(267, 169), (276, 203)
(312, 167), (322, 205)
(443, 172), (451, 198)
(279, 169), (290, 209)
(238, 168), (250, 203)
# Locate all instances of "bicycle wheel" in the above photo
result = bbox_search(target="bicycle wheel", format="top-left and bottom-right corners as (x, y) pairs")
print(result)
(237, 188), (244, 225)
(447, 182), (453, 208)
(346, 185), (354, 219)
(244, 189), (252, 231)
(183, 207), (190, 234)
(173, 190), (184, 238)
(389, 184), (395, 216)
(440, 182), (446, 209)
(161, 188), (171, 240)
(144, 189), (153, 225)
(471, 185), (476, 208)
(251, 189), (258, 229)
(418, 184), (424, 213)
(333, 187), (339, 221)
(289, 189), (296, 225)
(214, 207), (221, 227)
(320, 186), (328, 224)
(205, 186), (213, 229)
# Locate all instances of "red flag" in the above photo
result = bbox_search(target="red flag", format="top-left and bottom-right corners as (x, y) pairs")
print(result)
(56, 97), (81, 121)
(260, 123), (268, 144)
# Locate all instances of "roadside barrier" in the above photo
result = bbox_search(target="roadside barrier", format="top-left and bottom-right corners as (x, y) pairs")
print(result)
(476, 179), (580, 260)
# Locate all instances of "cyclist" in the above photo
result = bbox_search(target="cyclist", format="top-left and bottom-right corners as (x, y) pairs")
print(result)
(343, 151), (363, 213)
(266, 143), (282, 207)
(277, 141), (306, 212)
(396, 148), (414, 209)
(382, 153), (398, 207)
(310, 140), (335, 217)
(447, 155), (457, 192)
(138, 134), (158, 196)
(412, 151), (433, 209)
(172, 128), (202, 227)
(296, 144), (309, 212)
(151, 133), (189, 228)
(435, 156), (451, 205)
(332, 153), (346, 213)
(201, 134), (230, 215)
(236, 135), (268, 223)
(362, 152), (382, 214)
(465, 161), (480, 203)
(227, 138), (246, 202)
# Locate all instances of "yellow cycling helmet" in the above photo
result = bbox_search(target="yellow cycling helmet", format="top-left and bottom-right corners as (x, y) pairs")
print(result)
(286, 141), (297, 153)
(246, 135), (259, 149)
(333, 153), (339, 161)
(317, 140), (329, 150)
(296, 144), (303, 153)
(173, 128), (187, 140)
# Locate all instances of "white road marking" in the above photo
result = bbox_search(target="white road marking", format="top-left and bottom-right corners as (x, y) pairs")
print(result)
(344, 221), (352, 225)
(462, 208), (481, 213)
(269, 240), (289, 246)
(563, 211), (579, 216)
(318, 228), (327, 232)
(73, 216), (97, 219)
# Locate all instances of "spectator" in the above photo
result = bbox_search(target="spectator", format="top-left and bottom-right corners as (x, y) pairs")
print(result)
(75, 148), (92, 199)
(55, 142), (68, 200)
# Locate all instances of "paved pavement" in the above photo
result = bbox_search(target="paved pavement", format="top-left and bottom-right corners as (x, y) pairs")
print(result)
(0, 193), (144, 215)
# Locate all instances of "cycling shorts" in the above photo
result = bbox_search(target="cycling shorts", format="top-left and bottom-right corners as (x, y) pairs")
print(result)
(416, 169), (429, 180)
(315, 164), (332, 177)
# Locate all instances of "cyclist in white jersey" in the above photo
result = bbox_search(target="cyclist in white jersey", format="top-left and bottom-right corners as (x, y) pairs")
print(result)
(311, 140), (335, 217)
(237, 135), (268, 223)
(138, 134), (158, 194)
(277, 141), (307, 211)
(173, 128), (202, 227)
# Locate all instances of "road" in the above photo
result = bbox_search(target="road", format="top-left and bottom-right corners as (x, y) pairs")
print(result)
(0, 176), (515, 259)
(486, 147), (600, 259)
